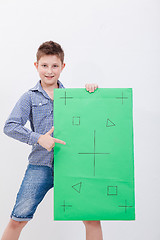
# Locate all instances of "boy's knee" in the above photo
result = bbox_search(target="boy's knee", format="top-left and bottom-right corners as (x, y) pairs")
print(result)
(83, 220), (101, 228)
(9, 219), (28, 229)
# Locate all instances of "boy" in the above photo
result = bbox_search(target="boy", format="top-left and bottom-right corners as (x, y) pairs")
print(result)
(1, 41), (103, 240)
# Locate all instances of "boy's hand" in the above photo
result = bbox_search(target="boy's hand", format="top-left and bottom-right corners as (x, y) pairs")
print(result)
(85, 83), (98, 93)
(37, 126), (66, 152)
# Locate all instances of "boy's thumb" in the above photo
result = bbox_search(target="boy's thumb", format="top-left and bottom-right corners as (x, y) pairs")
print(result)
(46, 126), (54, 135)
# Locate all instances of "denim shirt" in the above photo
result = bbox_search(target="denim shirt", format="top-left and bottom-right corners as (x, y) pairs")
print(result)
(3, 79), (65, 168)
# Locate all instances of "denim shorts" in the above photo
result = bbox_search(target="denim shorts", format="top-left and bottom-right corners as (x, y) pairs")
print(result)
(11, 164), (54, 222)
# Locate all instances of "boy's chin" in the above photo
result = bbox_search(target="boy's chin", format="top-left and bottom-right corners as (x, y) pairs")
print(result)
(41, 78), (58, 85)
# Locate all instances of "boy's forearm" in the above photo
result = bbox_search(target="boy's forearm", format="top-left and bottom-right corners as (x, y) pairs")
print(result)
(3, 121), (41, 145)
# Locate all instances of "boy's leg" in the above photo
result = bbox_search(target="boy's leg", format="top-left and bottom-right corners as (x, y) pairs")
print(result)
(83, 221), (103, 240)
(1, 164), (54, 240)
(1, 219), (28, 240)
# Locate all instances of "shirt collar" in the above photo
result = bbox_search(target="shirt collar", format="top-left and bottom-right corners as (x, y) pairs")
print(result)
(30, 79), (65, 100)
(30, 79), (65, 92)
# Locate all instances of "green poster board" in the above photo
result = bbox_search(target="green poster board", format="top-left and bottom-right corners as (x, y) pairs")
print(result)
(53, 88), (135, 221)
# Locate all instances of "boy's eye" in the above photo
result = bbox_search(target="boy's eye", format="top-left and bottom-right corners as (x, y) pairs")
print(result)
(42, 65), (58, 67)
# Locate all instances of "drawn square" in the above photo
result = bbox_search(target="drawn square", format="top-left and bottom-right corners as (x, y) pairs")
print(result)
(107, 186), (117, 195)
(72, 116), (80, 125)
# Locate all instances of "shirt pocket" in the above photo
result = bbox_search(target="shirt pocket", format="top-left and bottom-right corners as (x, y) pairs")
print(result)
(32, 98), (49, 112)
(32, 98), (49, 133)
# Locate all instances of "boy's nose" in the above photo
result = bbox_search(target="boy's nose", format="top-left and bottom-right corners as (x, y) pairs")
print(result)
(47, 68), (53, 74)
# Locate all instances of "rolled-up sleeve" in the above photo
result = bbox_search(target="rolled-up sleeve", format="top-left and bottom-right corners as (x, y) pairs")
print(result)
(3, 92), (41, 145)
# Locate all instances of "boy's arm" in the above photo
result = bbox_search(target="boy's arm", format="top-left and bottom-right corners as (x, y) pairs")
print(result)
(3, 92), (41, 145)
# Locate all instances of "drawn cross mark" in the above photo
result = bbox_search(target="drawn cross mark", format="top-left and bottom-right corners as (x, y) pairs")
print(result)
(119, 200), (133, 213)
(60, 200), (72, 212)
(78, 130), (110, 176)
(60, 90), (73, 105)
(116, 91), (128, 104)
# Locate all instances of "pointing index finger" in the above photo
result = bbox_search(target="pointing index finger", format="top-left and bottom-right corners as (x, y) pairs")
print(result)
(54, 138), (66, 145)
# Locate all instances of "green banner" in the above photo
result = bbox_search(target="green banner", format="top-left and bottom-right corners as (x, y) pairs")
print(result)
(53, 88), (135, 221)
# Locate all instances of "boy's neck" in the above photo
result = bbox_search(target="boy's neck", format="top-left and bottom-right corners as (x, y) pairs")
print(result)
(40, 80), (59, 91)
(40, 80), (59, 100)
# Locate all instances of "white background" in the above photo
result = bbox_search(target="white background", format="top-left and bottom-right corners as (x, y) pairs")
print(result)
(0, 0), (160, 239)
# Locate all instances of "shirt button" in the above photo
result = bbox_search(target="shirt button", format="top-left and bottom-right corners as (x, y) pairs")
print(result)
(39, 103), (42, 106)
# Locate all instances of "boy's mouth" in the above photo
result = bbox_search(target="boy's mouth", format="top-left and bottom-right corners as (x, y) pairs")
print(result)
(45, 76), (54, 79)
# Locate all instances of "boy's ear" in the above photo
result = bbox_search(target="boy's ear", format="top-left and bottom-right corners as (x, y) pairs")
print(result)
(34, 62), (38, 69)
(62, 63), (66, 70)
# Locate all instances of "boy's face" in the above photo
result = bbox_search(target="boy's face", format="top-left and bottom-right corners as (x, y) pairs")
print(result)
(34, 55), (65, 87)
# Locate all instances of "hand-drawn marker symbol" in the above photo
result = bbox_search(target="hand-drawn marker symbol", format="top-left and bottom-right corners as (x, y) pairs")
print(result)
(118, 200), (133, 213)
(72, 116), (80, 125)
(72, 182), (82, 193)
(60, 200), (72, 212)
(106, 119), (115, 127)
(59, 90), (73, 106)
(78, 130), (110, 176)
(107, 186), (118, 195)
(116, 91), (128, 104)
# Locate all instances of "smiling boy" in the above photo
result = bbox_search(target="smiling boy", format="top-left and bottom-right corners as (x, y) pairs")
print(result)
(1, 41), (103, 240)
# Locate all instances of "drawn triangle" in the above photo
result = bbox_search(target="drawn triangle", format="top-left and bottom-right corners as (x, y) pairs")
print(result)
(72, 182), (82, 193)
(106, 118), (115, 127)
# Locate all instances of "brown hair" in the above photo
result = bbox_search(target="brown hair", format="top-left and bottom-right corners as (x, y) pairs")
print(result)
(36, 41), (64, 64)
